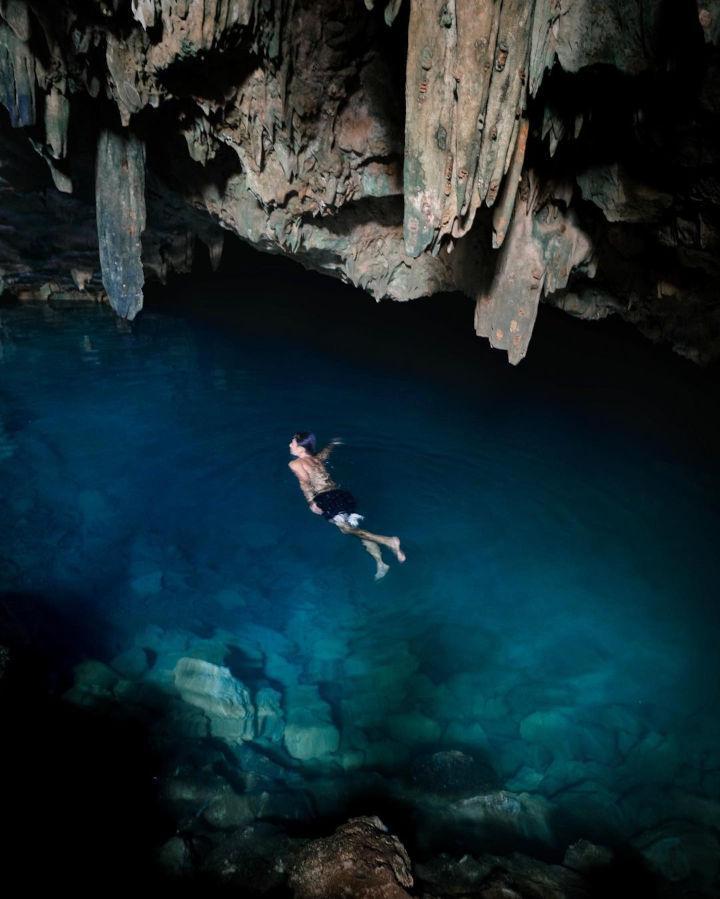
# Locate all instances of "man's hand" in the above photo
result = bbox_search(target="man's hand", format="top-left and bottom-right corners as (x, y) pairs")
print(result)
(309, 502), (323, 514)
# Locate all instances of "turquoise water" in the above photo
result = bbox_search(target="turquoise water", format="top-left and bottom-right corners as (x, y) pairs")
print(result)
(2, 255), (720, 887)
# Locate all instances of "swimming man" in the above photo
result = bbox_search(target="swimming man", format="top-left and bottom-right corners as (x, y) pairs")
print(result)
(288, 432), (405, 580)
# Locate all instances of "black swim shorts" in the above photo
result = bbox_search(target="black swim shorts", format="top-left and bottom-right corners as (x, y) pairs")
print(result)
(314, 489), (357, 520)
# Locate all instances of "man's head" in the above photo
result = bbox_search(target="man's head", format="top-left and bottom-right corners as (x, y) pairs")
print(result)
(290, 432), (316, 456)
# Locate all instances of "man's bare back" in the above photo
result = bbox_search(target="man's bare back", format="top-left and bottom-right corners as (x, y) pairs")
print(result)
(288, 454), (337, 508)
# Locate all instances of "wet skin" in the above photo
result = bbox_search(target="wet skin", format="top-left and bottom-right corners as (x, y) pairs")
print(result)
(288, 437), (338, 512)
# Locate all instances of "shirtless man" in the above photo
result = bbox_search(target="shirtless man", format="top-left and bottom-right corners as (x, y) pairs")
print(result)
(288, 432), (406, 580)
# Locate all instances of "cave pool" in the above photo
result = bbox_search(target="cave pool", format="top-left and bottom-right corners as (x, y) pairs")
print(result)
(1, 251), (719, 891)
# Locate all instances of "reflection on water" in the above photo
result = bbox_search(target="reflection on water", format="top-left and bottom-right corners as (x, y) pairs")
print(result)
(1, 266), (720, 891)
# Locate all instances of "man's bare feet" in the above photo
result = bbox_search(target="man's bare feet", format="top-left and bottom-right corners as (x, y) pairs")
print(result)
(389, 537), (406, 563)
(375, 561), (390, 580)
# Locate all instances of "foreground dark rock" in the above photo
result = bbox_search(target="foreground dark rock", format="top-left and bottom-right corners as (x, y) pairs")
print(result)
(1, 0), (719, 362)
(289, 816), (413, 898)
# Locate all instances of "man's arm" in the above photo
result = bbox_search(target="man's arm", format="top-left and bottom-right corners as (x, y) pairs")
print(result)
(316, 438), (342, 463)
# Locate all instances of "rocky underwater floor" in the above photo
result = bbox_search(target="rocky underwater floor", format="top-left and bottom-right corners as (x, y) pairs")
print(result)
(1, 259), (720, 897)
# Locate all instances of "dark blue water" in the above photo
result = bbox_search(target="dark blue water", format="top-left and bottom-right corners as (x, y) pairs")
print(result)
(2, 256), (719, 882)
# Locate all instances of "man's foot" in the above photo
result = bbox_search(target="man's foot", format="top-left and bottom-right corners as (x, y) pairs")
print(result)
(375, 561), (390, 581)
(389, 537), (406, 563)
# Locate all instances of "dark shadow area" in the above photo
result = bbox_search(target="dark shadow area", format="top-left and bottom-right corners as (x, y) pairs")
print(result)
(0, 105), (55, 190)
(579, 854), (663, 899)
(0, 598), (292, 897)
(155, 36), (259, 106)
(528, 0), (707, 185)
(1, 591), (119, 678)
(148, 230), (720, 387)
(298, 194), (404, 231)
(1, 622), (168, 892)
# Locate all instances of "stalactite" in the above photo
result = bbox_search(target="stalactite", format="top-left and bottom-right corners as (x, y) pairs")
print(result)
(44, 87), (70, 159)
(0, 0), (30, 41)
(453, 0), (498, 221)
(402, 0), (458, 257)
(403, 0), (535, 257)
(0, 18), (35, 127)
(528, 0), (558, 96)
(475, 0), (533, 209)
(491, 117), (529, 249)
(130, 0), (157, 31)
(476, 171), (594, 364)
(95, 129), (147, 321)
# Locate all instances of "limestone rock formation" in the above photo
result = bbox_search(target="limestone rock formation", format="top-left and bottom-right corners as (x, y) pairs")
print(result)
(1, 0), (719, 362)
(95, 128), (146, 319)
(283, 685), (340, 761)
(449, 789), (556, 845)
(174, 656), (256, 741)
(288, 815), (414, 899)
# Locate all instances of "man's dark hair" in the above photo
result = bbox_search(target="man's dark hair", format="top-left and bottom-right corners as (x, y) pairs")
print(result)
(293, 432), (317, 454)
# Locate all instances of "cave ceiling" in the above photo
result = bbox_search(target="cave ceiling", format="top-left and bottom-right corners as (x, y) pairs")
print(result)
(1, 0), (719, 363)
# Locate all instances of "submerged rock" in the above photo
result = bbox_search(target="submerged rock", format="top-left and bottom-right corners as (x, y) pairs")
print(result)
(63, 658), (119, 709)
(284, 714), (340, 762)
(110, 646), (150, 680)
(387, 709), (442, 745)
(288, 816), (413, 898)
(449, 789), (555, 846)
(202, 786), (259, 830)
(634, 822), (720, 895)
(552, 782), (629, 842)
(415, 850), (591, 898)
(282, 684), (339, 762)
(155, 834), (192, 874)
(408, 749), (497, 798)
(563, 838), (615, 873)
(201, 822), (304, 894)
(256, 686), (285, 744)
(174, 657), (255, 741)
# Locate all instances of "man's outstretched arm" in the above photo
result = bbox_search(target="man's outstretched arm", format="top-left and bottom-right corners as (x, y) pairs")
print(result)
(316, 438), (342, 462)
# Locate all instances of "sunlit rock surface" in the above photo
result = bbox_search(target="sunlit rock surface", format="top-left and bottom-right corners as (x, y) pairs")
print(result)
(1, 0), (719, 361)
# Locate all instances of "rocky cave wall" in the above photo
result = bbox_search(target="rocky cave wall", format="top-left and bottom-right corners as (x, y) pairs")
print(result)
(1, 0), (719, 363)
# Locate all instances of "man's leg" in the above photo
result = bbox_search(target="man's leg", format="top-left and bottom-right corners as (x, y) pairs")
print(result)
(337, 524), (406, 563)
(360, 538), (390, 580)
